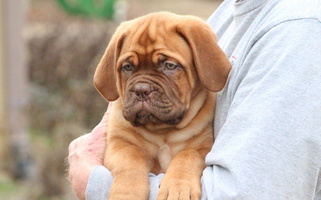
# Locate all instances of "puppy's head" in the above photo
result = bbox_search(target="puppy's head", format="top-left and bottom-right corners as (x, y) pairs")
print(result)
(94, 12), (231, 126)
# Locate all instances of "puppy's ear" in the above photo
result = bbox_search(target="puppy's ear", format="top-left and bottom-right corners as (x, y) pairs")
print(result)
(176, 17), (231, 92)
(94, 26), (127, 101)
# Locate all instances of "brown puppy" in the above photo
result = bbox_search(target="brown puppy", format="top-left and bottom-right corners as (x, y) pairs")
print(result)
(94, 12), (231, 200)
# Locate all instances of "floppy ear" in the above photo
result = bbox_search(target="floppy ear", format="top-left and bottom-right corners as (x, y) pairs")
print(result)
(94, 26), (127, 101)
(176, 17), (231, 92)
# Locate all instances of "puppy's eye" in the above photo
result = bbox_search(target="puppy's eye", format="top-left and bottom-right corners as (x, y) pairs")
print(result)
(164, 62), (178, 70)
(122, 64), (134, 71)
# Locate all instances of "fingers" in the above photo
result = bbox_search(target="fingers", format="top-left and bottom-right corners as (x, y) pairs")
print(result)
(68, 133), (95, 200)
(106, 102), (113, 114)
(68, 133), (89, 153)
(68, 105), (110, 172)
(98, 103), (112, 125)
(68, 130), (105, 166)
(68, 110), (109, 160)
(94, 102), (112, 127)
(99, 111), (110, 126)
(91, 111), (110, 137)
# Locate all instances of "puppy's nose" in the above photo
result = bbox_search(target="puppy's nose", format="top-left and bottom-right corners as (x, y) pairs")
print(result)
(134, 83), (152, 100)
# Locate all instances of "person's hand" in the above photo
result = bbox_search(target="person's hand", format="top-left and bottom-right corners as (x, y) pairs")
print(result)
(68, 105), (112, 200)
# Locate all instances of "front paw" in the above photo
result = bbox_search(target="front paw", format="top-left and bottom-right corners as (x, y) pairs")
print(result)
(157, 175), (201, 200)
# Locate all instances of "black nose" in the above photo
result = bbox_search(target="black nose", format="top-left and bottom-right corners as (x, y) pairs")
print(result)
(134, 83), (152, 100)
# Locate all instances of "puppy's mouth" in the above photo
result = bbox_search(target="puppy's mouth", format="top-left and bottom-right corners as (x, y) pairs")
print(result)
(122, 82), (186, 126)
(135, 106), (185, 127)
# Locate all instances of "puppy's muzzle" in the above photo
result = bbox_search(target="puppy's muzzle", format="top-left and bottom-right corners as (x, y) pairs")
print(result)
(123, 79), (186, 126)
(133, 82), (153, 101)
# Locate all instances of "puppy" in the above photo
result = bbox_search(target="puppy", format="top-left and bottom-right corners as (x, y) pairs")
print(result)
(94, 12), (231, 200)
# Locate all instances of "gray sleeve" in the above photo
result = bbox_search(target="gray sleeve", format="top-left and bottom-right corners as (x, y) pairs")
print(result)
(85, 166), (164, 200)
(201, 19), (321, 199)
(85, 166), (113, 200)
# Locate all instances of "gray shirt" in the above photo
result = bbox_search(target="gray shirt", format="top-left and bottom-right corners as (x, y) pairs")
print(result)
(86, 0), (321, 199)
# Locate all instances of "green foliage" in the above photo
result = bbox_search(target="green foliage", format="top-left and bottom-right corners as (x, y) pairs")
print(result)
(56, 0), (116, 18)
(0, 178), (19, 194)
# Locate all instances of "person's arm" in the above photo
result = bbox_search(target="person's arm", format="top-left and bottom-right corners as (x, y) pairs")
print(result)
(68, 110), (109, 200)
(85, 167), (164, 199)
(68, 104), (164, 200)
(201, 19), (321, 199)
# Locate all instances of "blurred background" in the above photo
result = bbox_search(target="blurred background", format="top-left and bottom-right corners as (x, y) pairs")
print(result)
(0, 0), (222, 199)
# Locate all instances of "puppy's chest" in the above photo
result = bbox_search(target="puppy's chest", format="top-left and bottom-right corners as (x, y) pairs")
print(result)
(138, 127), (203, 174)
(157, 143), (177, 173)
(147, 139), (186, 174)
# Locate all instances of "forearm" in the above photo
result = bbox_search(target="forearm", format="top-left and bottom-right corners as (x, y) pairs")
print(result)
(69, 163), (96, 200)
(68, 111), (109, 199)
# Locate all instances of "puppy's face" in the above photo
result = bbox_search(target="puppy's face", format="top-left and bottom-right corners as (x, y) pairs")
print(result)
(94, 12), (231, 126)
(117, 21), (197, 126)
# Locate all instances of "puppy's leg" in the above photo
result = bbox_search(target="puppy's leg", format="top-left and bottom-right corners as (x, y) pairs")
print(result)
(105, 138), (150, 200)
(157, 149), (206, 200)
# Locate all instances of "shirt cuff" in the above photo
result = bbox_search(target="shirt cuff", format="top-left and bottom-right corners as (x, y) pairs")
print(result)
(149, 173), (164, 199)
(85, 166), (113, 200)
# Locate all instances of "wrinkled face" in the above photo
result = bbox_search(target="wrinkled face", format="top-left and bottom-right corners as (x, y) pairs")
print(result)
(94, 12), (232, 127)
(117, 19), (197, 126)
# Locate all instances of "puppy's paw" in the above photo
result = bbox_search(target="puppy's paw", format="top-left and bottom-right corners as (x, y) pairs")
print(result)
(156, 175), (201, 200)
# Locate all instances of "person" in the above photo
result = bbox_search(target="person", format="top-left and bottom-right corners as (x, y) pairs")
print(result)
(68, 0), (321, 199)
